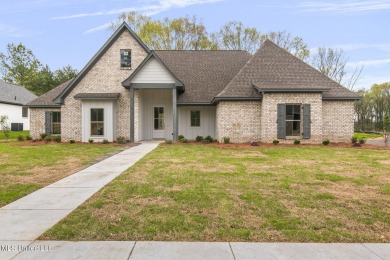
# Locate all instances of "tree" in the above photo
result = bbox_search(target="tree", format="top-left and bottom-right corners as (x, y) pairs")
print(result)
(217, 21), (260, 54)
(0, 43), (42, 91)
(260, 31), (310, 60)
(53, 65), (78, 86)
(354, 89), (371, 132)
(0, 115), (10, 140)
(311, 47), (363, 90)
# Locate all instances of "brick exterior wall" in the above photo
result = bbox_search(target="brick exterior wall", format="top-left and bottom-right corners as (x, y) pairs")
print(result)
(322, 101), (355, 142)
(59, 30), (148, 141)
(260, 93), (323, 143)
(216, 101), (261, 143)
(29, 108), (61, 139)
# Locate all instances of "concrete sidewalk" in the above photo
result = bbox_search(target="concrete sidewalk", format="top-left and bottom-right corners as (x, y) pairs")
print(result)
(0, 141), (160, 259)
(4, 241), (389, 260)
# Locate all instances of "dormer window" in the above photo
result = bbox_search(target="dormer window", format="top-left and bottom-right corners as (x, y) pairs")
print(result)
(120, 49), (131, 69)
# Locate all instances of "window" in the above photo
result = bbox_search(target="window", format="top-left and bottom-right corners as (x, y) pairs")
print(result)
(154, 107), (164, 130)
(52, 112), (61, 135)
(285, 104), (301, 137)
(22, 107), (28, 118)
(120, 49), (131, 68)
(91, 109), (104, 136)
(190, 111), (200, 127)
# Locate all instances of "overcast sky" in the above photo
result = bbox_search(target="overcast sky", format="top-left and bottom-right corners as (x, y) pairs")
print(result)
(1, 0), (389, 89)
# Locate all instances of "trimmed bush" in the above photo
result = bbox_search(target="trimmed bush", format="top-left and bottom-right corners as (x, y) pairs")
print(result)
(69, 139), (76, 144)
(53, 135), (61, 143)
(351, 135), (358, 143)
(26, 135), (32, 141)
(44, 136), (51, 142)
(102, 139), (109, 144)
(195, 136), (203, 142)
(294, 139), (301, 145)
(165, 139), (172, 144)
(322, 139), (330, 145)
(273, 139), (279, 145)
(88, 138), (94, 143)
(17, 135), (24, 141)
(180, 138), (188, 143)
(205, 135), (213, 142)
(117, 136), (127, 144)
(359, 137), (367, 144)
(223, 137), (230, 144)
(178, 135), (185, 141)
(40, 133), (47, 140)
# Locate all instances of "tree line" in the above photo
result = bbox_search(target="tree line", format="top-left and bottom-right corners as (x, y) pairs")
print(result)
(0, 43), (77, 96)
(355, 83), (390, 132)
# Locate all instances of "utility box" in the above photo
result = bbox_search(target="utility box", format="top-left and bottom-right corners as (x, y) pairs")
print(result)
(11, 123), (23, 131)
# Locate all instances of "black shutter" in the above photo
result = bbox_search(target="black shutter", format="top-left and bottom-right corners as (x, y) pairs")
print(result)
(303, 104), (311, 139)
(45, 112), (52, 136)
(277, 104), (286, 139)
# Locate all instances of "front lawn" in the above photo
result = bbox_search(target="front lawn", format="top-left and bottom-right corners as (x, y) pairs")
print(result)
(1, 130), (30, 140)
(0, 142), (125, 207)
(42, 144), (390, 242)
(354, 132), (383, 139)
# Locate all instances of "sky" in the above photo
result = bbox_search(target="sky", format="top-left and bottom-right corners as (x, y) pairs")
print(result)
(0, 0), (389, 90)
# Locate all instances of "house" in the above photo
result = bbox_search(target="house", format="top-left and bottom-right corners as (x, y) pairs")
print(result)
(27, 23), (360, 143)
(0, 80), (37, 131)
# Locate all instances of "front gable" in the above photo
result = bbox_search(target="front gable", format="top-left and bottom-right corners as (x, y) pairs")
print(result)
(131, 57), (176, 84)
(54, 22), (150, 104)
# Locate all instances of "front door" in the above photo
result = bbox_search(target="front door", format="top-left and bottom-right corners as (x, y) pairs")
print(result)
(153, 106), (165, 139)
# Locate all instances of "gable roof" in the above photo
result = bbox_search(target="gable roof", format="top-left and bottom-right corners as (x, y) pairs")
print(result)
(53, 22), (150, 105)
(155, 50), (252, 103)
(217, 40), (361, 100)
(0, 80), (37, 105)
(26, 79), (73, 107)
(122, 51), (184, 90)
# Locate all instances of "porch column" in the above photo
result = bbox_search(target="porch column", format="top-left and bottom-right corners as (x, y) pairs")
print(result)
(130, 87), (135, 143)
(172, 88), (178, 141)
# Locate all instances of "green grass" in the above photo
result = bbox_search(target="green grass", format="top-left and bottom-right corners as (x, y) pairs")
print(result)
(354, 132), (383, 139)
(1, 130), (30, 140)
(0, 142), (124, 207)
(42, 144), (390, 242)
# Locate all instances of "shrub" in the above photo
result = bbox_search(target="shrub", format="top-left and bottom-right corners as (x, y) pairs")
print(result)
(53, 135), (61, 143)
(223, 137), (230, 144)
(17, 135), (24, 141)
(178, 135), (185, 141)
(351, 135), (358, 143)
(273, 139), (279, 145)
(359, 137), (367, 144)
(102, 139), (109, 144)
(40, 133), (47, 140)
(250, 141), (259, 146)
(205, 135), (213, 142)
(117, 136), (127, 144)
(88, 138), (94, 143)
(195, 136), (203, 142)
(181, 138), (188, 143)
(69, 139), (76, 144)
(294, 139), (301, 145)
(26, 135), (32, 141)
(44, 136), (51, 142)
(165, 139), (172, 144)
(322, 139), (330, 145)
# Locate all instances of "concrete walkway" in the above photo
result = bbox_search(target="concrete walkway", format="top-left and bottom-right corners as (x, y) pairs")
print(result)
(366, 138), (389, 147)
(0, 141), (160, 259)
(4, 241), (389, 260)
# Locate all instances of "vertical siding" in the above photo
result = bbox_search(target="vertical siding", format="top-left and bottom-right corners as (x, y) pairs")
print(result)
(138, 89), (173, 140)
(131, 58), (175, 84)
(178, 106), (216, 140)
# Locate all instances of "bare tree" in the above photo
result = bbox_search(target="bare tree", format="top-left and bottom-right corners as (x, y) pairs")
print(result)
(311, 47), (363, 90)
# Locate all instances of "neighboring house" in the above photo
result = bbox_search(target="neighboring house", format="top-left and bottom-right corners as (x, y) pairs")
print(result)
(27, 23), (360, 143)
(0, 80), (37, 131)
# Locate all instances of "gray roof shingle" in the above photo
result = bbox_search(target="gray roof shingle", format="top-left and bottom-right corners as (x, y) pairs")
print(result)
(0, 80), (37, 105)
(26, 79), (73, 107)
(155, 50), (252, 103)
(217, 40), (361, 99)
